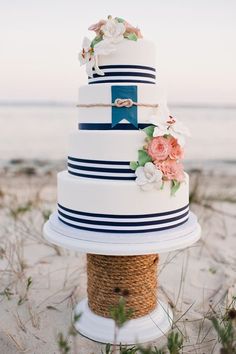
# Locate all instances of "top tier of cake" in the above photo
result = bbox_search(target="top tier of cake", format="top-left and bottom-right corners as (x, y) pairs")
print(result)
(79, 16), (157, 85)
(88, 39), (156, 85)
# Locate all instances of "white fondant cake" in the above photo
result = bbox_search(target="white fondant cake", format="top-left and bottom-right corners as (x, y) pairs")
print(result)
(57, 16), (190, 234)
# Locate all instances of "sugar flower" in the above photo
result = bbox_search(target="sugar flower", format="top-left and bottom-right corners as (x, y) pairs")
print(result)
(135, 162), (163, 191)
(78, 37), (115, 77)
(124, 20), (143, 38)
(169, 137), (184, 160)
(167, 119), (191, 147)
(101, 18), (126, 43)
(156, 159), (185, 182)
(89, 17), (143, 39)
(147, 136), (171, 161)
(152, 121), (169, 138)
(88, 19), (106, 35)
(152, 116), (190, 147)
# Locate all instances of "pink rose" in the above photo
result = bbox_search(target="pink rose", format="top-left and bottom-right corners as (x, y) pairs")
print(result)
(147, 136), (170, 161)
(124, 21), (143, 38)
(169, 137), (184, 160)
(156, 159), (185, 182)
(88, 20), (106, 35)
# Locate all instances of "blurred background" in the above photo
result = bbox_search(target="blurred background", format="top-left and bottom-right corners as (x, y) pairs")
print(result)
(1, 0), (236, 166)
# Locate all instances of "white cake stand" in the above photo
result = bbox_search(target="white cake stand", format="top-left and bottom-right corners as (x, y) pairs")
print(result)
(43, 211), (201, 344)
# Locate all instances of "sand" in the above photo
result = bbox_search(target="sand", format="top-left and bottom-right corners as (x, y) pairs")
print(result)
(0, 160), (235, 353)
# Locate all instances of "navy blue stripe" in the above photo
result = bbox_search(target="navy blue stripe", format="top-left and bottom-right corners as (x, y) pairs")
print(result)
(78, 123), (150, 130)
(58, 210), (189, 227)
(89, 80), (155, 85)
(58, 217), (189, 234)
(68, 157), (130, 165)
(68, 163), (133, 174)
(91, 72), (156, 79)
(68, 171), (136, 180)
(92, 65), (156, 72)
(58, 203), (189, 219)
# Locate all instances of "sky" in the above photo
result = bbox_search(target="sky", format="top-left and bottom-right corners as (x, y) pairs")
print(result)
(1, 0), (236, 104)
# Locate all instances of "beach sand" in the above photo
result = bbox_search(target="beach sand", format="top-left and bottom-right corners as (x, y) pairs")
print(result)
(0, 160), (235, 353)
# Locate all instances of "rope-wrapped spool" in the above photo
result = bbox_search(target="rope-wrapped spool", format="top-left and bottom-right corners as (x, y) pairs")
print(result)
(87, 254), (159, 319)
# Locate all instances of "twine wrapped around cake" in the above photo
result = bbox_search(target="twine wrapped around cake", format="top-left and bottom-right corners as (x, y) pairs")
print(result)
(77, 98), (159, 108)
(87, 254), (159, 319)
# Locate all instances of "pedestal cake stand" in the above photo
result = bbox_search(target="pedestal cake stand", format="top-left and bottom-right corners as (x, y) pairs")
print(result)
(43, 211), (201, 345)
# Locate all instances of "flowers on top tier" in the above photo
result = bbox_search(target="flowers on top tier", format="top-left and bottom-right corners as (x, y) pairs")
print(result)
(130, 115), (190, 195)
(79, 16), (143, 77)
(100, 18), (126, 43)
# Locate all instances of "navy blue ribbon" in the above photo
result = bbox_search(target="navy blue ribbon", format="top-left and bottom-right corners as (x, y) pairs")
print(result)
(92, 72), (156, 79)
(68, 163), (133, 174)
(58, 203), (189, 218)
(58, 209), (189, 227)
(92, 64), (156, 71)
(58, 217), (189, 234)
(89, 80), (155, 85)
(68, 171), (136, 180)
(68, 157), (130, 165)
(78, 123), (150, 130)
(111, 86), (138, 128)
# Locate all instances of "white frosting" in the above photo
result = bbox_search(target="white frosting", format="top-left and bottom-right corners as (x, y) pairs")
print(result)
(57, 171), (189, 215)
(97, 39), (156, 68)
(69, 130), (145, 161)
(78, 84), (168, 123)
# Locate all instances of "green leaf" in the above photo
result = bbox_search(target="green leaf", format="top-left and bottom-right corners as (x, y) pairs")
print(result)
(115, 17), (125, 23)
(171, 180), (181, 196)
(130, 161), (139, 171)
(138, 150), (152, 167)
(145, 136), (153, 143)
(90, 35), (103, 48)
(160, 181), (165, 190)
(124, 32), (138, 41)
(143, 125), (155, 137)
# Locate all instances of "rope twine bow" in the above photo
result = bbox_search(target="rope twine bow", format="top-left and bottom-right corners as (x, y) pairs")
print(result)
(77, 98), (158, 109)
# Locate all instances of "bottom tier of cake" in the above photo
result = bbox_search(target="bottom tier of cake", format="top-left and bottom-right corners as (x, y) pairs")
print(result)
(57, 171), (189, 233)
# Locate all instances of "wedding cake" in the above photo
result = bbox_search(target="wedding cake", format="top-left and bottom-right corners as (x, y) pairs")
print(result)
(57, 16), (190, 234)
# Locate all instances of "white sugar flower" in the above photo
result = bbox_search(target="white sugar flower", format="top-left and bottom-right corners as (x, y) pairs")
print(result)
(168, 120), (191, 147)
(135, 162), (163, 191)
(101, 18), (126, 43)
(151, 114), (191, 147)
(149, 104), (170, 126)
(79, 37), (115, 77)
(153, 121), (169, 137)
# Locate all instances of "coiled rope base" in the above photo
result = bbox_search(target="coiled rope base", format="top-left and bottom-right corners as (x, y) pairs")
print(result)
(87, 254), (159, 319)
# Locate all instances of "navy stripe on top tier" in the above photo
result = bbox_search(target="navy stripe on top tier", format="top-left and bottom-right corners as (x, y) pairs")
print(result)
(68, 156), (136, 180)
(88, 65), (156, 85)
(57, 203), (189, 234)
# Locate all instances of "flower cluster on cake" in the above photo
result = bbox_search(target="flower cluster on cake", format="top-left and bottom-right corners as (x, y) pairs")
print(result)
(130, 116), (190, 194)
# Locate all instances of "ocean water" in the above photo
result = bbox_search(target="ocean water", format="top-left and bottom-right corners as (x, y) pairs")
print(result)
(1, 104), (236, 164)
